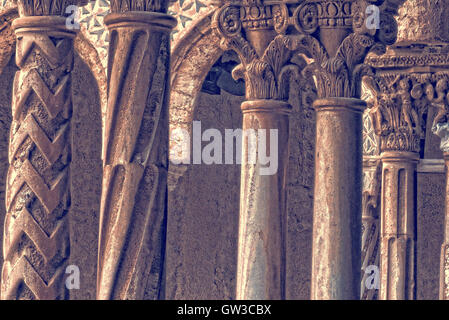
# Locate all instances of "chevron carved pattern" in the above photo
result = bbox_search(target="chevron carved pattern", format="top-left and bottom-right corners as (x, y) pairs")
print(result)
(1, 22), (73, 300)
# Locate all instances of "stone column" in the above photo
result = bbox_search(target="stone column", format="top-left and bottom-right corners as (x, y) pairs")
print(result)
(212, 0), (295, 299)
(96, 1), (176, 300)
(311, 97), (365, 299)
(366, 43), (449, 299)
(237, 100), (290, 299)
(279, 0), (403, 300)
(379, 151), (417, 300)
(213, 0), (403, 300)
(1, 0), (84, 300)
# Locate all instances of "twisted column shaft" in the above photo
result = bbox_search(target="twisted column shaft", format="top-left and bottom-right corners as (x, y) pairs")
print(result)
(97, 7), (176, 299)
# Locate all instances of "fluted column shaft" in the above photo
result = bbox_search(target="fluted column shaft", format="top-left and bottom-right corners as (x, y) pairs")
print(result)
(311, 98), (365, 300)
(237, 100), (290, 300)
(97, 4), (176, 299)
(379, 151), (417, 300)
(361, 158), (381, 300)
(1, 1), (81, 299)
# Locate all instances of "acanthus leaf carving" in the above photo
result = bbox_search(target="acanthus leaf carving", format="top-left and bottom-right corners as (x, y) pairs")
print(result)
(212, 2), (303, 101)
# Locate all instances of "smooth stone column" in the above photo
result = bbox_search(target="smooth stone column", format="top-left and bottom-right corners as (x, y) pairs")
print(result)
(311, 97), (365, 300)
(236, 99), (290, 300)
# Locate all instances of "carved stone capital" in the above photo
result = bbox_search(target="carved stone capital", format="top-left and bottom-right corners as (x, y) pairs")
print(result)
(212, 0), (301, 101)
(213, 0), (403, 99)
(14, 0), (86, 17)
(365, 43), (449, 153)
(109, 0), (169, 13)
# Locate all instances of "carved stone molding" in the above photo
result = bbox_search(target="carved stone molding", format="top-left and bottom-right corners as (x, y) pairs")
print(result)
(97, 2), (176, 300)
(169, 10), (224, 163)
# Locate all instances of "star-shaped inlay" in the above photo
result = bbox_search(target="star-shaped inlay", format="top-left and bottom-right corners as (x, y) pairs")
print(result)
(78, 0), (110, 69)
(169, 0), (212, 42)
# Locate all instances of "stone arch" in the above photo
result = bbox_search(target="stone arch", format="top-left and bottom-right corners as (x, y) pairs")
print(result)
(169, 9), (224, 163)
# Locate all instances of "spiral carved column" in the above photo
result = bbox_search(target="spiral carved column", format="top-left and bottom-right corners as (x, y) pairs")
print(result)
(96, 1), (176, 300)
(1, 0), (84, 300)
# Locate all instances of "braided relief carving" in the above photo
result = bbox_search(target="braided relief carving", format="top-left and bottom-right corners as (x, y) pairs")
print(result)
(1, 17), (76, 299)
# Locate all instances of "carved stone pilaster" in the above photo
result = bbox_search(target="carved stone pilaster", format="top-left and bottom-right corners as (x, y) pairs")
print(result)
(96, 1), (176, 300)
(366, 42), (449, 300)
(1, 0), (85, 300)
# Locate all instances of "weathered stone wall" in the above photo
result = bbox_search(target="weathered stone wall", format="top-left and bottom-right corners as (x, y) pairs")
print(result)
(397, 0), (449, 43)
(0, 55), (15, 283)
(69, 53), (103, 300)
(417, 172), (445, 300)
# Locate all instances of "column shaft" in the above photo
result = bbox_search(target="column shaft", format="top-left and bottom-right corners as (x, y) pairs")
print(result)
(440, 153), (449, 299)
(236, 99), (290, 300)
(311, 98), (365, 300)
(379, 151), (417, 300)
(97, 9), (176, 299)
